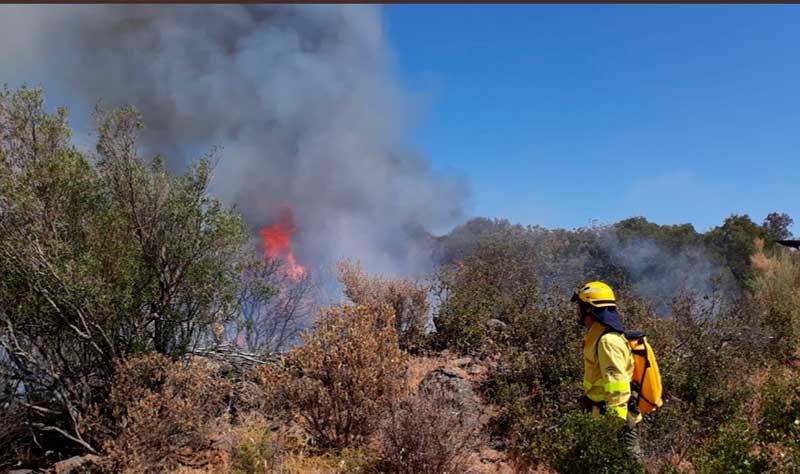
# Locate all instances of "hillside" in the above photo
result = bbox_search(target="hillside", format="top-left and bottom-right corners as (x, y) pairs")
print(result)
(2, 87), (800, 474)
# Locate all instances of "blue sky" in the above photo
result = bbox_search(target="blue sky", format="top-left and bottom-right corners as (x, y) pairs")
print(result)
(385, 5), (799, 234)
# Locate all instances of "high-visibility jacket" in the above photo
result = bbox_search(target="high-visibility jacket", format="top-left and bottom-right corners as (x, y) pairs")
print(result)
(583, 321), (638, 421)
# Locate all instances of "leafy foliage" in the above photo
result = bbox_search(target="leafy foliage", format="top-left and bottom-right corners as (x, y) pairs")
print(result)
(694, 422), (769, 474)
(751, 239), (800, 359)
(433, 225), (541, 353)
(763, 212), (794, 241)
(0, 87), (257, 456)
(511, 411), (643, 474)
(704, 214), (766, 287)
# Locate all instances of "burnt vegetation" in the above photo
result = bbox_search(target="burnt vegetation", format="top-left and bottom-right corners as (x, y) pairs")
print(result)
(2, 87), (800, 473)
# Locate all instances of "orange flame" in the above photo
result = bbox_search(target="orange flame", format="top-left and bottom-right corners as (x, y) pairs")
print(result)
(260, 203), (306, 281)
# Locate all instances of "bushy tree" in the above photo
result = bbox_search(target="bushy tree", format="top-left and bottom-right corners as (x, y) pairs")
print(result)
(704, 214), (766, 286)
(0, 87), (256, 455)
(433, 225), (541, 353)
(763, 212), (794, 241)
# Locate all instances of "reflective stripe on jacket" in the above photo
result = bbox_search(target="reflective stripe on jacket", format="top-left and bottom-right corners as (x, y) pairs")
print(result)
(583, 321), (635, 420)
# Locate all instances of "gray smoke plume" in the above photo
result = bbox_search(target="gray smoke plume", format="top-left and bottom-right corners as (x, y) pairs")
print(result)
(596, 228), (735, 313)
(0, 5), (467, 277)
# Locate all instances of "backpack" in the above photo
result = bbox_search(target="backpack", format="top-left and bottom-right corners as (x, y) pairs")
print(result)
(598, 329), (664, 415)
(623, 331), (663, 415)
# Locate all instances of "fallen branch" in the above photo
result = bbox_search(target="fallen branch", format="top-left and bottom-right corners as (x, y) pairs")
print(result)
(30, 423), (97, 454)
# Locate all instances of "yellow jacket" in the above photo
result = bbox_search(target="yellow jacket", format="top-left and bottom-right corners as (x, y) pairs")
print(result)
(583, 321), (637, 421)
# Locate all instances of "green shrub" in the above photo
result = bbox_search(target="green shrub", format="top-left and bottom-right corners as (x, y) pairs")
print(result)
(433, 227), (540, 353)
(760, 370), (800, 444)
(694, 422), (768, 474)
(756, 369), (800, 473)
(233, 425), (282, 474)
(659, 293), (755, 423)
(531, 411), (643, 474)
(0, 87), (254, 458)
(484, 288), (584, 453)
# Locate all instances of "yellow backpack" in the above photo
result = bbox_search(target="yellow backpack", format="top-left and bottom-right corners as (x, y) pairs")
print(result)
(624, 331), (663, 414)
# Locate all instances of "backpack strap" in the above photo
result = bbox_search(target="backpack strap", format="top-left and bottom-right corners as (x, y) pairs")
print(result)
(594, 326), (623, 359)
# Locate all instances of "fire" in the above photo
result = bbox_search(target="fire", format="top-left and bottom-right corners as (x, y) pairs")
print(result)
(260, 203), (306, 281)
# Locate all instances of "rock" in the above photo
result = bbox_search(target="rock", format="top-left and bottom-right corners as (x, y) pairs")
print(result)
(479, 448), (505, 463)
(437, 367), (460, 378)
(466, 364), (483, 376)
(453, 356), (473, 367)
(486, 318), (508, 330)
(55, 454), (100, 474)
(419, 367), (481, 418)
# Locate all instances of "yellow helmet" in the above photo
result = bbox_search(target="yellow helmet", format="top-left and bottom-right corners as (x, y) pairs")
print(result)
(571, 281), (616, 308)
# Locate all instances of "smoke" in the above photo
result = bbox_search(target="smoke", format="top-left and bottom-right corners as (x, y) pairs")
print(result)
(0, 5), (467, 277)
(597, 228), (734, 312)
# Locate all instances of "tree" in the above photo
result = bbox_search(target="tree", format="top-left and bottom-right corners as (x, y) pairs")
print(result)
(235, 257), (315, 353)
(762, 212), (794, 241)
(0, 87), (256, 454)
(434, 225), (541, 353)
(704, 214), (766, 287)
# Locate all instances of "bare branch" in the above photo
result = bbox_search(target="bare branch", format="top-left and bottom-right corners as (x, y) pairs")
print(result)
(30, 423), (97, 454)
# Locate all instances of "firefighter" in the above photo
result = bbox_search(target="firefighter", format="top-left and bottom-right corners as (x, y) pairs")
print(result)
(572, 281), (642, 461)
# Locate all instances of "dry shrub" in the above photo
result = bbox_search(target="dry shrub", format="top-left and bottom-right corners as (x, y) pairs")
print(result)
(282, 304), (408, 449)
(272, 448), (379, 474)
(379, 383), (483, 474)
(337, 260), (429, 350)
(247, 363), (295, 421)
(93, 354), (233, 474)
(751, 239), (800, 359)
(0, 403), (32, 468)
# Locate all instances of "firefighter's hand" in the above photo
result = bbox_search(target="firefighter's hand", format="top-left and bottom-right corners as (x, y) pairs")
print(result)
(577, 394), (595, 412)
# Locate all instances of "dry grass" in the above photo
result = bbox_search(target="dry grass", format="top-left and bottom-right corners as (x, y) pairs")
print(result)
(751, 239), (800, 358)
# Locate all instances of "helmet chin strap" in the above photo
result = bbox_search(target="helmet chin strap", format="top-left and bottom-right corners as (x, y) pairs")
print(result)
(577, 316), (588, 328)
(577, 304), (592, 327)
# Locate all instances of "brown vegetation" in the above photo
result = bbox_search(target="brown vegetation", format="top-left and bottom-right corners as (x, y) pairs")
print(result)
(90, 355), (233, 474)
(280, 304), (408, 449)
(4, 87), (800, 474)
(337, 260), (430, 351)
(379, 382), (484, 474)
